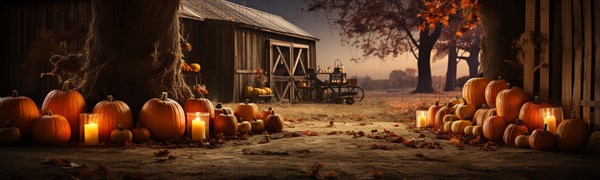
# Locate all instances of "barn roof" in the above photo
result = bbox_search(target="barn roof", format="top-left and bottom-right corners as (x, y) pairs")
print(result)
(181, 0), (318, 41)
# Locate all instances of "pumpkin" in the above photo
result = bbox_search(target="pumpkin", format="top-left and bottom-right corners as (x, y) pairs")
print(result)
(503, 119), (529, 146)
(495, 83), (528, 123)
(190, 63), (201, 72)
(587, 131), (600, 153)
(139, 92), (185, 140)
(238, 121), (252, 134)
(259, 107), (273, 121)
(0, 121), (21, 144)
(462, 77), (492, 108)
(253, 88), (263, 96)
(455, 98), (476, 120)
(214, 110), (238, 136)
(473, 104), (495, 126)
(515, 133), (530, 148)
(518, 96), (551, 130)
(41, 81), (86, 141)
(434, 103), (454, 129)
(265, 111), (284, 132)
(464, 122), (476, 136)
(264, 88), (272, 95)
(0, 90), (41, 138)
(131, 126), (151, 143)
(472, 126), (483, 137)
(427, 101), (443, 127)
(442, 114), (457, 124)
(451, 117), (472, 134)
(214, 102), (234, 116)
(529, 124), (556, 151)
(234, 99), (259, 122)
(449, 96), (464, 106)
(32, 110), (71, 144)
(298, 81), (308, 88)
(485, 76), (508, 106)
(92, 95), (133, 142)
(556, 111), (590, 151)
(482, 112), (507, 141)
(251, 119), (265, 132)
(443, 121), (454, 133)
(110, 124), (132, 144)
(243, 85), (254, 98)
(184, 96), (215, 134)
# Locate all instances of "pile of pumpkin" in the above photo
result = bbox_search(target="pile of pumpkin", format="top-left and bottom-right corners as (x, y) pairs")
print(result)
(0, 81), (285, 144)
(243, 85), (273, 97)
(426, 77), (599, 152)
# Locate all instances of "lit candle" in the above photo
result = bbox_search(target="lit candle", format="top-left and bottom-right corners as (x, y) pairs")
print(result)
(187, 112), (210, 139)
(416, 110), (428, 128)
(543, 112), (557, 134)
(84, 122), (99, 145)
(192, 117), (206, 140)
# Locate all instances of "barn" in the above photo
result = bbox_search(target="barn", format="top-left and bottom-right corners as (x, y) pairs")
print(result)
(0, 0), (318, 103)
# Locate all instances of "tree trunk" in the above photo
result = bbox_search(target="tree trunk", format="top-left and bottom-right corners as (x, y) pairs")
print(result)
(444, 39), (458, 91)
(479, 0), (525, 86)
(77, 0), (192, 117)
(466, 36), (481, 78)
(413, 26), (442, 93)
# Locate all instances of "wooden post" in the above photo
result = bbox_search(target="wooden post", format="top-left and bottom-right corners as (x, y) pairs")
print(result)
(582, 0), (593, 124)
(572, 0), (583, 118)
(595, 0), (600, 131)
(523, 0), (536, 96)
(539, 0), (550, 102)
(561, 0), (573, 117)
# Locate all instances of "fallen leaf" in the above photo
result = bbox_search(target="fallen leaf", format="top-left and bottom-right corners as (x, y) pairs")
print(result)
(154, 149), (170, 157)
(373, 170), (384, 178)
(324, 170), (338, 178)
(306, 161), (322, 178)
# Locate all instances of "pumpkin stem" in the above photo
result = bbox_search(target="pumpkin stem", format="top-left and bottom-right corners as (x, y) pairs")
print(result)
(107, 95), (115, 102)
(491, 111), (497, 116)
(463, 116), (468, 120)
(543, 123), (548, 131)
(481, 104), (487, 109)
(497, 76), (502, 80)
(446, 102), (453, 107)
(506, 83), (511, 90)
(47, 110), (54, 116)
(222, 110), (228, 116)
(435, 101), (439, 106)
(268, 107), (272, 111)
(62, 81), (70, 91)
(11, 90), (18, 97)
(160, 92), (168, 101)
(271, 110), (275, 115)
(515, 119), (523, 125)
(471, 121), (476, 126)
(461, 98), (468, 105)
(245, 99), (250, 104)
(118, 123), (124, 131)
(533, 96), (540, 104)
(215, 102), (223, 109)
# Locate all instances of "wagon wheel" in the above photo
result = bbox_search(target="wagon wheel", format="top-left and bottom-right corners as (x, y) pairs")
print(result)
(348, 86), (365, 102)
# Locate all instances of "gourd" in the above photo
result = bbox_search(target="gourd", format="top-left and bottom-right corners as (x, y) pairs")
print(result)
(451, 117), (472, 134)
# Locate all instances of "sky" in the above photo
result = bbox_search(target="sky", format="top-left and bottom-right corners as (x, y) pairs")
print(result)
(229, 0), (471, 80)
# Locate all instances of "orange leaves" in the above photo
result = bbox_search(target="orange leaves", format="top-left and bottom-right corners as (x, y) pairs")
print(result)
(418, 0), (480, 35)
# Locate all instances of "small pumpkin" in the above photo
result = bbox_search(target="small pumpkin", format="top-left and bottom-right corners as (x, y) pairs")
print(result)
(0, 90), (41, 139)
(238, 121), (252, 134)
(518, 96), (551, 130)
(443, 120), (454, 133)
(515, 133), (530, 148)
(92, 95), (133, 142)
(139, 92), (186, 140)
(434, 103), (455, 129)
(482, 112), (508, 141)
(32, 110), (71, 144)
(455, 98), (476, 120)
(265, 110), (284, 132)
(243, 85), (254, 98)
(587, 131), (600, 153)
(0, 121), (21, 144)
(259, 107), (273, 121)
(462, 77), (492, 108)
(484, 76), (508, 107)
(214, 102), (234, 116)
(529, 124), (556, 151)
(451, 117), (472, 134)
(495, 83), (528, 123)
(464, 122), (476, 136)
(473, 104), (495, 126)
(234, 99), (259, 122)
(190, 63), (201, 72)
(131, 125), (151, 143)
(472, 125), (483, 137)
(41, 81), (86, 141)
(251, 119), (265, 132)
(427, 101), (443, 127)
(449, 96), (464, 107)
(503, 119), (529, 146)
(556, 111), (590, 151)
(110, 124), (133, 144)
(214, 110), (238, 136)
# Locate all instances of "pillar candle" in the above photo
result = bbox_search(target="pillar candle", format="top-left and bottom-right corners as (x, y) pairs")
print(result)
(544, 115), (557, 134)
(192, 118), (206, 140)
(84, 122), (99, 145)
(417, 115), (427, 128)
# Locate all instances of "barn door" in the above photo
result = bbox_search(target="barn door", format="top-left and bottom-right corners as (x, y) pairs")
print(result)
(269, 40), (310, 102)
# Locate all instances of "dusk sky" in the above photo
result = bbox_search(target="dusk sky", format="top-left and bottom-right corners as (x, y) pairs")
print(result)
(230, 0), (471, 80)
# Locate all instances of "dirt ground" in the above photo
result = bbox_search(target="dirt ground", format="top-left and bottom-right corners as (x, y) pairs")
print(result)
(1, 92), (599, 179)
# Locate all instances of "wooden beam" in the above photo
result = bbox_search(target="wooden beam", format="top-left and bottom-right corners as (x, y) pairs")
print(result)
(582, 0), (593, 124)
(523, 0), (536, 96)
(595, 0), (600, 131)
(550, 0), (563, 106)
(539, 0), (551, 102)
(561, 0), (574, 118)
(572, 0), (583, 118)
(580, 100), (600, 107)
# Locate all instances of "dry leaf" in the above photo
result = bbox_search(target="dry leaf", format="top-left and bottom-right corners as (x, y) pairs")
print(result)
(373, 170), (384, 178)
(324, 170), (338, 178)
(154, 149), (170, 157)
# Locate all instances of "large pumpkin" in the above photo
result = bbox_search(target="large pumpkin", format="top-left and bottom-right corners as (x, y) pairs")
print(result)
(214, 110), (238, 136)
(265, 110), (284, 132)
(503, 119), (529, 146)
(184, 96), (215, 134)
(495, 84), (528, 123)
(92, 95), (133, 142)
(556, 112), (590, 151)
(434, 103), (454, 129)
(427, 101), (443, 127)
(0, 90), (41, 138)
(455, 98), (476, 120)
(482, 112), (507, 141)
(32, 110), (71, 144)
(484, 76), (508, 107)
(529, 124), (556, 151)
(41, 81), (86, 141)
(518, 96), (551, 130)
(462, 77), (492, 108)
(139, 92), (185, 140)
(234, 99), (259, 122)
(473, 104), (495, 126)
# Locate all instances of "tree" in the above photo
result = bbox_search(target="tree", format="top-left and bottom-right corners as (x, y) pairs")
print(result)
(307, 0), (442, 93)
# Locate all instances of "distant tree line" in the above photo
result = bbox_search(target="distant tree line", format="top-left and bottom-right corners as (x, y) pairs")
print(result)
(357, 68), (469, 91)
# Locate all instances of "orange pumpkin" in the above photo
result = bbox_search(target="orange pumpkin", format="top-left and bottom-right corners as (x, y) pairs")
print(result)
(32, 110), (71, 144)
(495, 84), (528, 123)
(234, 99), (259, 122)
(455, 98), (476, 120)
(92, 95), (133, 142)
(259, 107), (274, 121)
(214, 110), (238, 136)
(473, 104), (494, 126)
(184, 96), (215, 134)
(472, 125), (483, 137)
(529, 124), (556, 151)
(0, 90), (41, 138)
(462, 77), (492, 108)
(427, 101), (443, 127)
(131, 126), (151, 143)
(515, 133), (530, 148)
(484, 76), (508, 107)
(556, 111), (590, 151)
(518, 96), (551, 130)
(265, 110), (284, 132)
(214, 102), (234, 116)
(503, 119), (529, 146)
(41, 81), (86, 141)
(139, 92), (185, 140)
(434, 103), (454, 129)
(482, 112), (507, 141)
